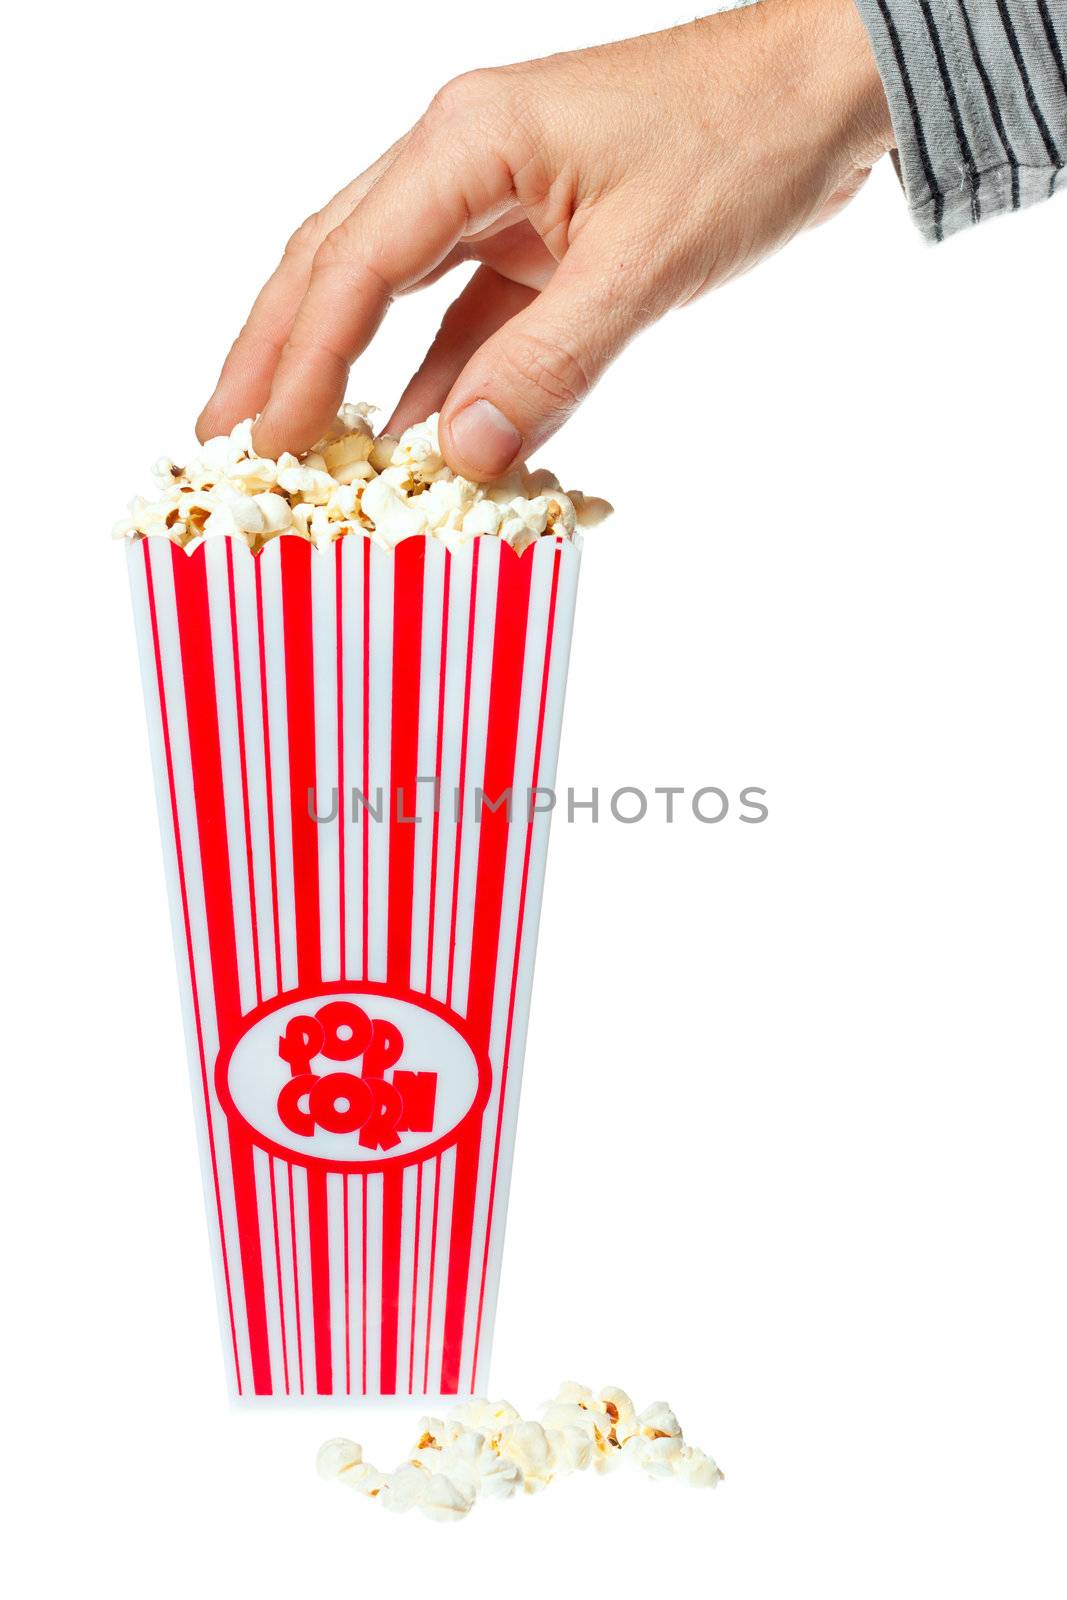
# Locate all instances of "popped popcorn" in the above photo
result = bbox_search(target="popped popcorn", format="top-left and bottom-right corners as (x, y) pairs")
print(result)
(449, 1397), (521, 1432)
(315, 1381), (722, 1523)
(496, 1420), (556, 1491)
(114, 407), (612, 555)
(316, 1438), (387, 1498)
(631, 1400), (684, 1440)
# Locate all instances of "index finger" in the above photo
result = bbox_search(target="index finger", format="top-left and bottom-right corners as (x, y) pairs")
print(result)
(252, 90), (520, 458)
(196, 137), (409, 442)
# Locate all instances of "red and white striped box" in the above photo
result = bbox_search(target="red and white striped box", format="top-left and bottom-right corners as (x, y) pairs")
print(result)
(127, 531), (580, 1400)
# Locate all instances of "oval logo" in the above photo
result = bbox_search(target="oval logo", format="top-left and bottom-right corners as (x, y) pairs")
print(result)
(215, 983), (491, 1172)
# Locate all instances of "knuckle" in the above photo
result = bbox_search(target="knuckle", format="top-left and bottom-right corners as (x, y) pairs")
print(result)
(508, 328), (591, 412)
(428, 67), (499, 120)
(311, 225), (350, 274)
(311, 228), (393, 305)
(284, 212), (322, 261)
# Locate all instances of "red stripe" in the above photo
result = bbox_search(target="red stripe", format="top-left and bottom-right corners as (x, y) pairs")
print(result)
(423, 1156), (441, 1393)
(425, 556), (451, 988)
(362, 539), (371, 977)
(224, 541), (263, 1005)
(336, 542), (346, 979)
(416, 557), (450, 1394)
(254, 558), (282, 996)
(440, 545), (534, 1393)
(446, 543), (481, 1009)
(343, 1176), (351, 1394)
(408, 1161), (423, 1393)
(279, 540), (322, 988)
(307, 1169), (332, 1394)
(278, 541), (331, 1392)
(380, 1168), (404, 1394)
(380, 539), (425, 1393)
(387, 536), (425, 983)
(267, 1159), (290, 1394)
(361, 543), (370, 1393)
(171, 544), (273, 1395)
(288, 1164), (305, 1393)
(142, 545), (243, 1393)
(337, 546), (350, 1390)
(256, 555), (290, 1386)
(470, 546), (563, 1382)
(361, 1172), (369, 1393)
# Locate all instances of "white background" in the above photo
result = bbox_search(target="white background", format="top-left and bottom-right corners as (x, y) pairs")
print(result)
(3, 0), (1065, 1594)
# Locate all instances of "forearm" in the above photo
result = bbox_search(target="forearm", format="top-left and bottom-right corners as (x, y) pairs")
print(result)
(853, 0), (1067, 239)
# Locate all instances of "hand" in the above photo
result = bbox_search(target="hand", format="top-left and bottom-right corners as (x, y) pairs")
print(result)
(197, 0), (892, 478)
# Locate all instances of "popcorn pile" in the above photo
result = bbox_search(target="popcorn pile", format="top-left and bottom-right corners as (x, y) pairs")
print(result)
(316, 1382), (723, 1523)
(114, 404), (611, 555)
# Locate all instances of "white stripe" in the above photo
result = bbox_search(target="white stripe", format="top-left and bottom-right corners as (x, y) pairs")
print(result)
(229, 543), (279, 1001)
(258, 543), (298, 993)
(363, 1173), (383, 1393)
(346, 1174), (365, 1393)
(366, 545), (393, 983)
(395, 1162), (419, 1393)
(411, 1158), (437, 1394)
(289, 1164), (316, 1394)
(449, 543), (500, 1015)
(404, 541), (446, 1389)
(409, 541), (446, 995)
(424, 1146), (456, 1397)
(327, 1171), (347, 1394)
(312, 545), (341, 983)
(429, 549), (472, 1004)
(425, 1145), (454, 1395)
(272, 1157), (299, 1394)
(340, 537), (365, 983)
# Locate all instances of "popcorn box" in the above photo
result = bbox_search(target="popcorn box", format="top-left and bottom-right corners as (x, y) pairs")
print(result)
(127, 532), (580, 1398)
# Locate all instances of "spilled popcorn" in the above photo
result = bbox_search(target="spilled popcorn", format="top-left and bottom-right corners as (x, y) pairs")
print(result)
(113, 404), (611, 555)
(316, 1383), (723, 1523)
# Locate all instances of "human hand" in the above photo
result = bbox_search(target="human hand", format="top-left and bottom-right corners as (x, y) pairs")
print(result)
(197, 0), (892, 478)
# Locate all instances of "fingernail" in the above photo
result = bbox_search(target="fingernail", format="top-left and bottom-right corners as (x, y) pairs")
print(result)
(447, 400), (522, 478)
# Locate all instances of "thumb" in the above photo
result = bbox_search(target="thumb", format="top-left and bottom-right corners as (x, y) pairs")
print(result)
(439, 224), (667, 479)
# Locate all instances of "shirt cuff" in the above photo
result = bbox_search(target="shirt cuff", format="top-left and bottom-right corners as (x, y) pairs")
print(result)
(852, 0), (1067, 240)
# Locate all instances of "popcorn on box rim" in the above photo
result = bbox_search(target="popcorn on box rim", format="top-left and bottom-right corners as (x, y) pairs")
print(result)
(114, 403), (612, 556)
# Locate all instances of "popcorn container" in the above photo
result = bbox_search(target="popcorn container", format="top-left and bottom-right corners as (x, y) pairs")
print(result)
(127, 532), (580, 1398)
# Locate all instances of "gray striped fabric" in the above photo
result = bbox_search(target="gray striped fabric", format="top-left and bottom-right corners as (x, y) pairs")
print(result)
(853, 1), (1067, 239)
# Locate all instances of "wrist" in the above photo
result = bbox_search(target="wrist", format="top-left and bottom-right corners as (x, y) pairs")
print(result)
(694, 0), (894, 170)
(812, 0), (895, 164)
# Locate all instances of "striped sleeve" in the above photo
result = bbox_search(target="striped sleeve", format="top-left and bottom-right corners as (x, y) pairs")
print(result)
(853, 1), (1067, 239)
